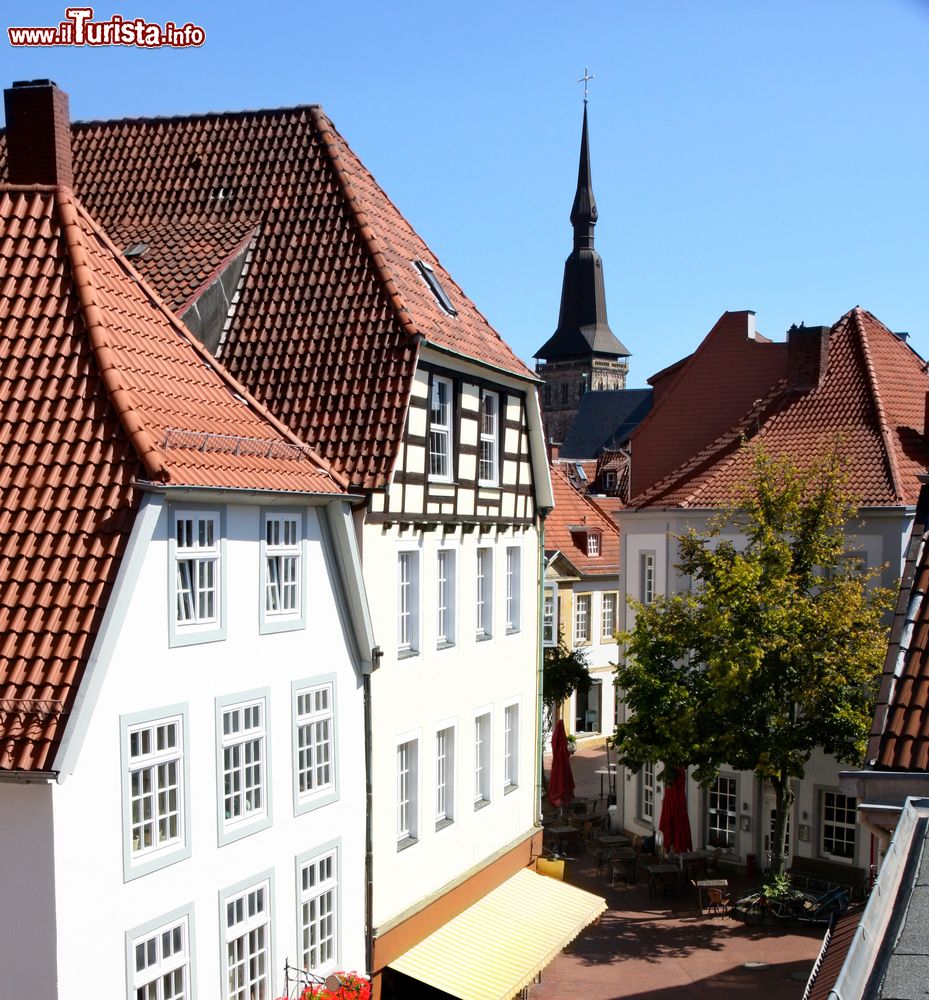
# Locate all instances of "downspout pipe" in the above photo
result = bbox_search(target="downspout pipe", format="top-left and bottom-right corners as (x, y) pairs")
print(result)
(536, 506), (552, 826)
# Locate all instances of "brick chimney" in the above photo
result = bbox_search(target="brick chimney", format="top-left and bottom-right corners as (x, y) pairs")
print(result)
(787, 323), (830, 392)
(3, 80), (74, 188)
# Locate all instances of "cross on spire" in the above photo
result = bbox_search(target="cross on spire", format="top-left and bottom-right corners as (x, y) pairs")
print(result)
(577, 67), (595, 104)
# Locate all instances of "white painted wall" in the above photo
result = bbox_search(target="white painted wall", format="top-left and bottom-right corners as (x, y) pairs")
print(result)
(367, 523), (539, 929)
(10, 496), (367, 1000)
(563, 577), (620, 737)
(618, 505), (913, 873)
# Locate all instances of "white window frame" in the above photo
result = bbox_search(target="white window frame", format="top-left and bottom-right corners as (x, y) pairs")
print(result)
(603, 470), (618, 491)
(120, 705), (191, 882)
(125, 906), (194, 1000)
(505, 546), (521, 633)
(296, 842), (340, 976)
(543, 585), (557, 647)
(820, 790), (857, 862)
(503, 702), (519, 792)
(587, 531), (601, 557)
(601, 592), (617, 640)
(429, 375), (454, 482)
(476, 546), (494, 639)
(397, 735), (420, 849)
(397, 550), (420, 655)
(574, 593), (591, 644)
(640, 551), (656, 606)
(216, 691), (272, 846)
(435, 723), (456, 829)
(478, 390), (499, 486)
(292, 676), (338, 815)
(473, 710), (492, 809)
(221, 872), (273, 1000)
(707, 774), (738, 850)
(639, 761), (655, 823)
(436, 548), (456, 647)
(260, 509), (305, 634)
(170, 507), (225, 646)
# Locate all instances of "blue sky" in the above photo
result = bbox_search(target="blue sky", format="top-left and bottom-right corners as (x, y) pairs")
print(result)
(3, 1), (927, 384)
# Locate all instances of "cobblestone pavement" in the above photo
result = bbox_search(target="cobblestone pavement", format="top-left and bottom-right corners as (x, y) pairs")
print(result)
(532, 746), (823, 999)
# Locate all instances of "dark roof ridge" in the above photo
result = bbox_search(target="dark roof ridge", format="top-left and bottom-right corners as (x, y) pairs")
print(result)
(68, 190), (349, 489)
(54, 186), (171, 483)
(845, 307), (905, 503)
(58, 101), (323, 132)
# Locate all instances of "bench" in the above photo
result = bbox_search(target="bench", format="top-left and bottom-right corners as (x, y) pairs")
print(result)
(785, 855), (868, 900)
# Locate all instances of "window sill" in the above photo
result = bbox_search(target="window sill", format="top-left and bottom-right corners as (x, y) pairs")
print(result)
(505, 627), (520, 636)
(397, 648), (420, 660)
(218, 812), (272, 847)
(474, 798), (491, 813)
(436, 641), (456, 651)
(477, 482), (500, 490)
(435, 817), (454, 833)
(504, 782), (518, 795)
(397, 835), (419, 853)
(476, 633), (493, 643)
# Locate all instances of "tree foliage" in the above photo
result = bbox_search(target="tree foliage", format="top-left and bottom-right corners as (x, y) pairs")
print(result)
(613, 447), (893, 871)
(543, 632), (591, 710)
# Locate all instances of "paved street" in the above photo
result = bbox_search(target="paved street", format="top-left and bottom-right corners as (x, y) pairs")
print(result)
(533, 746), (823, 999)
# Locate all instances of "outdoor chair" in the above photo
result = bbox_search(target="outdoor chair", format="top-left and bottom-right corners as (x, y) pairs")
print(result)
(706, 887), (731, 918)
(610, 847), (637, 887)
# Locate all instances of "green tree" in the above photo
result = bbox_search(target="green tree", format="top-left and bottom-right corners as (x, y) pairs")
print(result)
(543, 632), (591, 719)
(614, 448), (893, 873)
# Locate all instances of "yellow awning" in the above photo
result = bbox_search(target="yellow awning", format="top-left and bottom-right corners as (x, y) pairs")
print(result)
(388, 867), (607, 1000)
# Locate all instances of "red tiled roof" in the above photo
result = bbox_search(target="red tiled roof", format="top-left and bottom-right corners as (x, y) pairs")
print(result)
(0, 185), (343, 772)
(547, 465), (619, 575)
(631, 309), (929, 510)
(2, 104), (535, 488)
(868, 484), (929, 771)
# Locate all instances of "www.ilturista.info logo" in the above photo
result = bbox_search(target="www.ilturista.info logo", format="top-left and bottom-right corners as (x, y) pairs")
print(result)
(8, 7), (205, 48)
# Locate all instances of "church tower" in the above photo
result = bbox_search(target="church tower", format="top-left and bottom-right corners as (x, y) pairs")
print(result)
(534, 101), (630, 444)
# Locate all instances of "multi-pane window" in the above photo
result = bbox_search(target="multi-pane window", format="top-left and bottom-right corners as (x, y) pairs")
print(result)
(543, 586), (557, 647)
(397, 739), (418, 845)
(131, 914), (190, 1000)
(397, 552), (419, 653)
(128, 717), (183, 858)
(821, 791), (857, 860)
(504, 704), (519, 789)
(174, 511), (219, 625)
(574, 594), (591, 644)
(221, 700), (267, 830)
(601, 593), (617, 639)
(707, 775), (737, 849)
(640, 552), (655, 605)
(640, 761), (655, 822)
(505, 546), (520, 632)
(224, 879), (271, 1000)
(264, 513), (300, 617)
(476, 548), (493, 638)
(587, 532), (601, 557)
(603, 470), (618, 492)
(474, 713), (491, 807)
(299, 850), (337, 973)
(429, 376), (453, 480)
(296, 684), (334, 800)
(436, 549), (456, 646)
(479, 391), (499, 485)
(435, 727), (455, 826)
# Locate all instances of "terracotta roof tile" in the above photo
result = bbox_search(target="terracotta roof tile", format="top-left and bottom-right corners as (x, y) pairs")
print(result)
(0, 185), (345, 772)
(547, 465), (619, 575)
(2, 104), (535, 489)
(631, 309), (929, 510)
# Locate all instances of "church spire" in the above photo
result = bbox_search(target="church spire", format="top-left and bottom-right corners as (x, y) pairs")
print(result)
(570, 104), (597, 251)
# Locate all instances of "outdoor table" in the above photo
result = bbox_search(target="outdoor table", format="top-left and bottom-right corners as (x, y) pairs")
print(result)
(694, 878), (729, 912)
(594, 767), (617, 801)
(610, 847), (638, 887)
(678, 850), (711, 879)
(646, 864), (680, 899)
(595, 833), (630, 849)
(547, 824), (582, 856)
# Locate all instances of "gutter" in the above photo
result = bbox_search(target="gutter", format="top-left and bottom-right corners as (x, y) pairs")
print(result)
(536, 506), (552, 825)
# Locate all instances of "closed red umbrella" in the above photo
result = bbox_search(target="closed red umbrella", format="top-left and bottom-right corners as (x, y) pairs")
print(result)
(658, 767), (693, 854)
(547, 719), (576, 809)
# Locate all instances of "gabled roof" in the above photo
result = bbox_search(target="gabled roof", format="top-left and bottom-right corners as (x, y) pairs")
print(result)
(630, 309), (929, 510)
(559, 388), (652, 459)
(868, 483), (929, 772)
(0, 185), (343, 772)
(1, 103), (535, 489)
(547, 465), (619, 575)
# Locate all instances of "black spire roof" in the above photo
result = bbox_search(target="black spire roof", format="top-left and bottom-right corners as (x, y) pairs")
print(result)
(534, 104), (630, 361)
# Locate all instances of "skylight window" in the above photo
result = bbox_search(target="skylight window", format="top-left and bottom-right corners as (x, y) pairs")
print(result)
(123, 242), (149, 259)
(414, 260), (458, 316)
